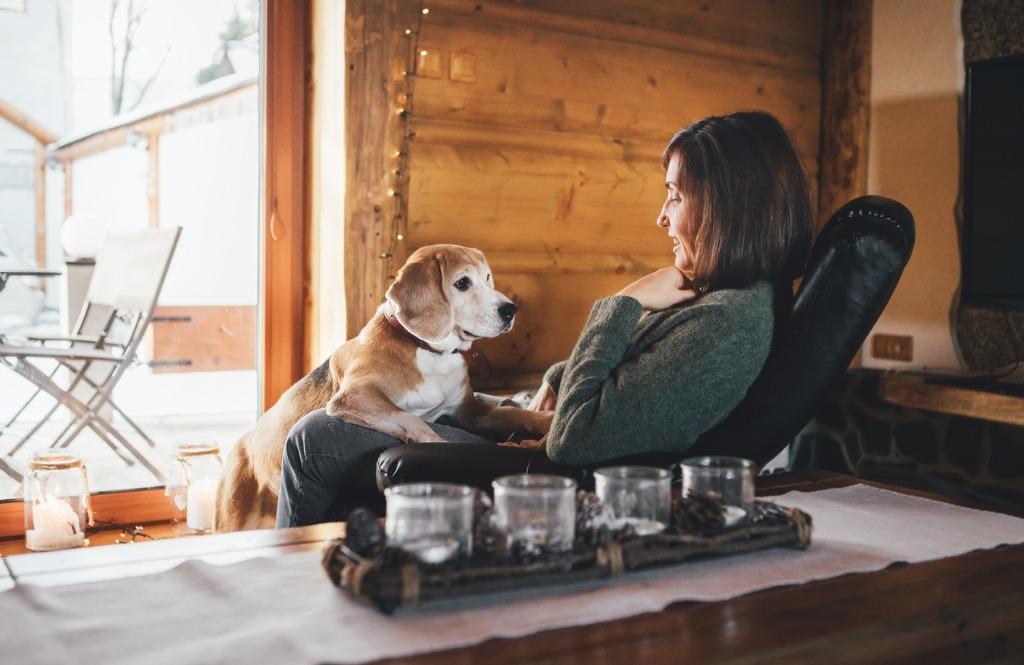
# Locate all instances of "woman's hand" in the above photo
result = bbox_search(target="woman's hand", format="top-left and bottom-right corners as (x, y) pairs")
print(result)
(617, 267), (698, 310)
(498, 435), (548, 450)
(528, 382), (556, 411)
(524, 409), (554, 436)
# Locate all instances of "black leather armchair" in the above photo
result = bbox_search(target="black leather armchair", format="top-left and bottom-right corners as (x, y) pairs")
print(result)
(376, 196), (915, 492)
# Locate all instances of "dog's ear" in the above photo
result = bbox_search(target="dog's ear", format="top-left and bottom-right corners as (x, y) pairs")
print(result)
(385, 254), (453, 344)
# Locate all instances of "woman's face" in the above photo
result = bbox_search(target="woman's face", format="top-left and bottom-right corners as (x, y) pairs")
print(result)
(657, 152), (695, 278)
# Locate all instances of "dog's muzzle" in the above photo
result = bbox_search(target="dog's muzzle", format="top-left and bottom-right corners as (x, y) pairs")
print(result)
(498, 302), (517, 329)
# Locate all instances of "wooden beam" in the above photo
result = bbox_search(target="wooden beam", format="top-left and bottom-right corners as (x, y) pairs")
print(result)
(307, 0), (348, 368)
(261, 0), (311, 411)
(413, 117), (667, 162)
(33, 144), (47, 268)
(817, 0), (872, 230)
(881, 374), (1024, 428)
(427, 0), (821, 75)
(344, 0), (420, 337)
(50, 81), (253, 157)
(0, 97), (57, 145)
(52, 127), (131, 163)
(145, 130), (160, 230)
(485, 251), (664, 275)
(63, 160), (72, 220)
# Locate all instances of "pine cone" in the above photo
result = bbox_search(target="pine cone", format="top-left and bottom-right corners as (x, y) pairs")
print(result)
(574, 490), (636, 549)
(344, 507), (386, 558)
(751, 500), (789, 526)
(671, 491), (726, 534)
(472, 491), (506, 558)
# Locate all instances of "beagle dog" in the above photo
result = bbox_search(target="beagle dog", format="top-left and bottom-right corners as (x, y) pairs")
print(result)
(215, 244), (549, 531)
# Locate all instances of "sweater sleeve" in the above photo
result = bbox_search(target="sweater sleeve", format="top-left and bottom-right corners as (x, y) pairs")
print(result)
(542, 360), (568, 394)
(545, 293), (771, 466)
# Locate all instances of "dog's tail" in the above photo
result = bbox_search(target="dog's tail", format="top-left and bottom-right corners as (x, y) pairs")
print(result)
(215, 436), (261, 532)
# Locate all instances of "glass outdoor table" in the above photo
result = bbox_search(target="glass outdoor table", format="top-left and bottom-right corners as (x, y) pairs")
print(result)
(0, 258), (61, 294)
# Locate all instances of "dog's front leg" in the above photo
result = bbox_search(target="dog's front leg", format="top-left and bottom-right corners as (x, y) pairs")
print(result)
(326, 385), (446, 443)
(454, 395), (553, 438)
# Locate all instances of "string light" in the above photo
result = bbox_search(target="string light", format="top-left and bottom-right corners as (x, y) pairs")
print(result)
(380, 2), (428, 278)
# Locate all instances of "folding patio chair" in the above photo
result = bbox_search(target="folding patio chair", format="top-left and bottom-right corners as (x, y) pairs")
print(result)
(0, 228), (182, 482)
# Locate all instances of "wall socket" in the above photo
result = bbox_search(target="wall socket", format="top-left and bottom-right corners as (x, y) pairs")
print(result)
(872, 333), (914, 361)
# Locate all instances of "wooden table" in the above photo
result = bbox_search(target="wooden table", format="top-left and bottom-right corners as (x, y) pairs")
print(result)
(2, 472), (1022, 664)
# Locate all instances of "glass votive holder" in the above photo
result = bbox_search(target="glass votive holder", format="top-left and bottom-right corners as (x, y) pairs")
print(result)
(680, 456), (756, 527)
(594, 466), (671, 536)
(493, 474), (576, 554)
(384, 482), (474, 564)
(23, 451), (92, 551)
(165, 443), (222, 534)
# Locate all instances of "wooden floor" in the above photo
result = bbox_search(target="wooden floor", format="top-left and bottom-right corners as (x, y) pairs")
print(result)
(1, 471), (1021, 664)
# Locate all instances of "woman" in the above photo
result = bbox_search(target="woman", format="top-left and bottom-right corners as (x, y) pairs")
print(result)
(276, 110), (811, 527)
(530, 110), (811, 465)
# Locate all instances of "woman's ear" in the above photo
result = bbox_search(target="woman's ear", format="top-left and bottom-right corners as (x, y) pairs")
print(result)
(385, 254), (454, 344)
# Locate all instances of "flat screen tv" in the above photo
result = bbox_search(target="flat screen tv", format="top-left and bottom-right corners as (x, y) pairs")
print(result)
(962, 54), (1024, 310)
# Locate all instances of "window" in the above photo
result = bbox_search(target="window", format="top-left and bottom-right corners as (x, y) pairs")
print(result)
(0, 1), (267, 518)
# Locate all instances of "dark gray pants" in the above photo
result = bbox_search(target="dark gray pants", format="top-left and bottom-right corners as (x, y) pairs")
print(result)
(275, 409), (495, 527)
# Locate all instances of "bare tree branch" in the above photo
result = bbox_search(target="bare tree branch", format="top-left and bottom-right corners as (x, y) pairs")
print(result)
(109, 0), (122, 114)
(126, 47), (170, 113)
(109, 0), (164, 115)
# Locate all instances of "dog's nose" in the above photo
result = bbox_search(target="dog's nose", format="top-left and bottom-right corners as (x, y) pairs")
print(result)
(498, 302), (517, 323)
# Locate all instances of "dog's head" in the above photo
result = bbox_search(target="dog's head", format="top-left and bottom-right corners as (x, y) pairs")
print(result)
(385, 244), (517, 350)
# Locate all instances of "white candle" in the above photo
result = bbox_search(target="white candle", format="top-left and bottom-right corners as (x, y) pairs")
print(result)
(27, 495), (84, 551)
(186, 477), (217, 532)
(723, 505), (748, 527)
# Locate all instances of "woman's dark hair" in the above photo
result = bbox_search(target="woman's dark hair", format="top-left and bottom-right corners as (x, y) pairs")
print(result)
(661, 111), (812, 294)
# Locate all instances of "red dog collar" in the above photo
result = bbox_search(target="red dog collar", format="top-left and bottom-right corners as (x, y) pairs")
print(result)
(383, 310), (492, 379)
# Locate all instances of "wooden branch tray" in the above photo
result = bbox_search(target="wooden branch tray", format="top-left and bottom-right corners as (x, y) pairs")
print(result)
(323, 499), (813, 614)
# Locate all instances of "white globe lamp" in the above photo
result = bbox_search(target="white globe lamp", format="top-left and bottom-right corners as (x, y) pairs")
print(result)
(61, 215), (107, 259)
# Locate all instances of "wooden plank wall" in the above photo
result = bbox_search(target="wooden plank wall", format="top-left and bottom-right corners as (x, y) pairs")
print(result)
(398, 0), (824, 389)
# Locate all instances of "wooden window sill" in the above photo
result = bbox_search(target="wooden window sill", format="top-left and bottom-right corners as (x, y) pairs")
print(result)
(0, 487), (173, 540)
(0, 520), (183, 557)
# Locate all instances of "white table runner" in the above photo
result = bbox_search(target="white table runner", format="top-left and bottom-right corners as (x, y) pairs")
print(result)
(2, 484), (1022, 665)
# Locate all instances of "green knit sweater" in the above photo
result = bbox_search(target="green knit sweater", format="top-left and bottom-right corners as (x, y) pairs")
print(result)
(542, 281), (774, 465)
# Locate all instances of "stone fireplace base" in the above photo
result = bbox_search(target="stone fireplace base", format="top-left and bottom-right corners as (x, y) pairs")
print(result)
(789, 370), (1024, 511)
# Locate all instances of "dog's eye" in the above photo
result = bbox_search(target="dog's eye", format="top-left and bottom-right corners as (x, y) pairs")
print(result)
(486, 273), (492, 283)
(454, 276), (472, 291)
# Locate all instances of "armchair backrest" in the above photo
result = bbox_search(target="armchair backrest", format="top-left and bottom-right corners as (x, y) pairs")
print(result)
(685, 195), (915, 464)
(74, 227), (182, 358)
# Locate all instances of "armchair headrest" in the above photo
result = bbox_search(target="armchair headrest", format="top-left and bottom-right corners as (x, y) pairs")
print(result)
(688, 195), (915, 464)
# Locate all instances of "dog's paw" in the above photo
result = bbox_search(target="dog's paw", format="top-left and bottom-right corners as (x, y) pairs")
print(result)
(404, 425), (448, 444)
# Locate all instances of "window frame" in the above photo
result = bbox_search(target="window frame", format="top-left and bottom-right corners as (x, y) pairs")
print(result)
(0, 0), (311, 539)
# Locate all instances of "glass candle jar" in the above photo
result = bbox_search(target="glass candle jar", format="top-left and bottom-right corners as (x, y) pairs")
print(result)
(680, 456), (756, 527)
(166, 443), (222, 534)
(493, 474), (577, 554)
(384, 483), (475, 564)
(23, 451), (91, 551)
(594, 466), (671, 536)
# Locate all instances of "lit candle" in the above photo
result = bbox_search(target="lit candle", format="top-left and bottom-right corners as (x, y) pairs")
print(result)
(186, 477), (217, 532)
(27, 495), (84, 551)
